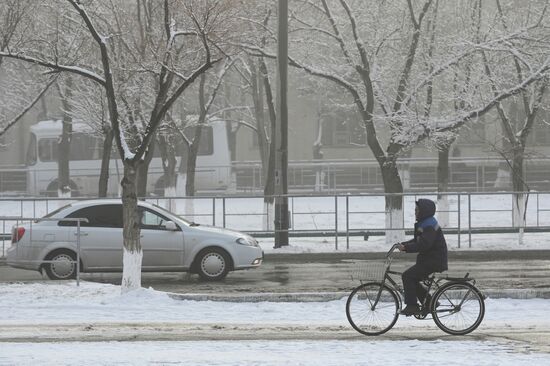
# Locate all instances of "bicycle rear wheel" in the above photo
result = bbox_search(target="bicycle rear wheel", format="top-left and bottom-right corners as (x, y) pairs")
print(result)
(346, 282), (399, 336)
(432, 281), (485, 335)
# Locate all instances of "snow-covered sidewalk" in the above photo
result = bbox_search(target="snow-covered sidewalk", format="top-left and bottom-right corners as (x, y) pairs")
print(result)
(2, 339), (549, 366)
(1, 282), (549, 365)
(0, 281), (548, 328)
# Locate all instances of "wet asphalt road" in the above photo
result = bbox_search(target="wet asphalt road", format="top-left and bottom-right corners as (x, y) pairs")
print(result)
(1, 250), (549, 294)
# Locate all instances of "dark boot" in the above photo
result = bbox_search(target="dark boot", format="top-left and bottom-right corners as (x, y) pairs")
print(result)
(401, 304), (420, 316)
(421, 295), (441, 316)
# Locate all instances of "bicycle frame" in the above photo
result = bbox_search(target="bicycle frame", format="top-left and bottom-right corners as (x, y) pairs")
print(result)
(347, 244), (486, 336)
(363, 244), (477, 314)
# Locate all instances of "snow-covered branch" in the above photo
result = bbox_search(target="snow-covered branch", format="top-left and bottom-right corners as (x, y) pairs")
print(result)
(435, 60), (550, 134)
(0, 74), (59, 137)
(0, 51), (105, 85)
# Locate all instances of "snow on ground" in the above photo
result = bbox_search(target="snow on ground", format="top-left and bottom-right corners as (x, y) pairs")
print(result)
(2, 194), (549, 364)
(0, 281), (548, 328)
(0, 282), (549, 365)
(0, 282), (550, 329)
(2, 339), (549, 366)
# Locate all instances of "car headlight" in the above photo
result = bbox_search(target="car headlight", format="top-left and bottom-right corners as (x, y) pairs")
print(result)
(236, 236), (259, 247)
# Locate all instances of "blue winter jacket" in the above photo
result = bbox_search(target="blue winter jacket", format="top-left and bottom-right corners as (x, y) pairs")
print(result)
(403, 199), (448, 272)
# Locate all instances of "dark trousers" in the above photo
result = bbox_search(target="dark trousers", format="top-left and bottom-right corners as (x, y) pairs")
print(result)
(402, 264), (435, 306)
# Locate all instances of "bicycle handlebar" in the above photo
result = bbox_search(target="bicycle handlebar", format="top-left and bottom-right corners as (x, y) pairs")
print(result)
(386, 243), (400, 258)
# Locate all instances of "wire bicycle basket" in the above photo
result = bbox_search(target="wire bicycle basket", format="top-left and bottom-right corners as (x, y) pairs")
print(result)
(350, 261), (387, 282)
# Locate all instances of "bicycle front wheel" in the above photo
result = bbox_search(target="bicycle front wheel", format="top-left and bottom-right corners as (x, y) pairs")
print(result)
(346, 282), (399, 336)
(432, 282), (485, 335)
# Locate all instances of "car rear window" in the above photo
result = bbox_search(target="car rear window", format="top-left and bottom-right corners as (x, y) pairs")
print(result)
(35, 204), (73, 223)
(58, 204), (123, 228)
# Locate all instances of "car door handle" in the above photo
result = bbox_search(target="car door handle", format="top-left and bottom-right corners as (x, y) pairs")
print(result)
(74, 232), (89, 236)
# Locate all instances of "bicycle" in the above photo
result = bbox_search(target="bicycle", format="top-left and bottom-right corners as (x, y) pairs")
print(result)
(346, 243), (485, 336)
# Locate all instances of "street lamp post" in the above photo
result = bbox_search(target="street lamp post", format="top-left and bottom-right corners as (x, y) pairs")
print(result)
(274, 0), (289, 248)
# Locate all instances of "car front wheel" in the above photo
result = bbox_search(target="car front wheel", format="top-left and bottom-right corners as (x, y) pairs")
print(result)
(44, 250), (77, 280)
(196, 248), (230, 281)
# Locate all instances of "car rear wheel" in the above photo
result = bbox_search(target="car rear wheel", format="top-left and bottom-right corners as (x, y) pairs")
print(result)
(44, 250), (77, 280)
(196, 248), (231, 281)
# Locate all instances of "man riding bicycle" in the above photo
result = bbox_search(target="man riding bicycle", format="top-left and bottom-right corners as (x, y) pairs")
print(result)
(398, 198), (448, 316)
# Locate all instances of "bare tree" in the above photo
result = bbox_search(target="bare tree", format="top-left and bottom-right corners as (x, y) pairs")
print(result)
(55, 77), (74, 198)
(244, 0), (550, 243)
(69, 79), (114, 197)
(480, 0), (550, 243)
(0, 0), (240, 292)
(0, 2), (56, 139)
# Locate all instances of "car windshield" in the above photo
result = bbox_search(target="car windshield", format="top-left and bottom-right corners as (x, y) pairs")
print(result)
(35, 203), (73, 223)
(150, 203), (193, 226)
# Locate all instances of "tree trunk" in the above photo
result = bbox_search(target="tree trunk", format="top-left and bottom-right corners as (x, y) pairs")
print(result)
(260, 56), (276, 221)
(58, 115), (72, 198)
(185, 138), (200, 197)
(121, 162), (143, 293)
(380, 158), (404, 244)
(158, 135), (178, 211)
(98, 127), (113, 197)
(251, 60), (269, 185)
(511, 146), (526, 231)
(399, 149), (412, 191)
(250, 59), (274, 229)
(58, 78), (73, 198)
(158, 135), (177, 196)
(313, 110), (325, 192)
(186, 74), (207, 197)
(137, 140), (156, 197)
(437, 144), (451, 228)
(313, 145), (325, 192)
(494, 134), (512, 189)
(174, 143), (189, 215)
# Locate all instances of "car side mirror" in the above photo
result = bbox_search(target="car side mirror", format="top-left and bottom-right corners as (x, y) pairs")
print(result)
(164, 221), (178, 231)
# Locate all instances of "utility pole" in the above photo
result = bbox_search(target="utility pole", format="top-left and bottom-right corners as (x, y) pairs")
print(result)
(274, 0), (289, 248)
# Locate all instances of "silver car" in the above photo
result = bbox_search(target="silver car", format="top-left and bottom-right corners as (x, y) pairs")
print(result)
(7, 199), (263, 281)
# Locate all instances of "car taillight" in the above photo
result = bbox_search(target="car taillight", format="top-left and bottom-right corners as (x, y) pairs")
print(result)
(12, 227), (25, 244)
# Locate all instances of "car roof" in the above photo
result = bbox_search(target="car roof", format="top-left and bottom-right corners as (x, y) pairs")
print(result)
(66, 199), (156, 209)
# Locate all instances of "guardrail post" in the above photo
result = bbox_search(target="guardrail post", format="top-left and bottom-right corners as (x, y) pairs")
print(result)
(457, 193), (461, 249)
(468, 193), (472, 248)
(346, 195), (349, 250)
(334, 195), (338, 250)
(2, 220), (5, 257)
(212, 198), (216, 226)
(76, 220), (81, 287)
(223, 197), (226, 228)
(537, 192), (540, 227)
(290, 196), (294, 230)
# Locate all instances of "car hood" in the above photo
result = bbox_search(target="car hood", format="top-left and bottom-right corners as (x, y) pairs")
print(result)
(188, 224), (246, 239)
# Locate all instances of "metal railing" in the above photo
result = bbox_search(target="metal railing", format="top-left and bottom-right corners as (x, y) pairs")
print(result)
(1, 191), (548, 256)
(233, 157), (550, 193)
(3, 156), (550, 196)
(1, 216), (88, 285)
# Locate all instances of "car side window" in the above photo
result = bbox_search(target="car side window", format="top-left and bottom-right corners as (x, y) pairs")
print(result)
(59, 205), (123, 228)
(139, 208), (176, 230)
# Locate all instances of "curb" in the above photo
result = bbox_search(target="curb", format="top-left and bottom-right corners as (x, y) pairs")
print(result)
(168, 288), (550, 303)
(263, 250), (550, 262)
(3, 249), (550, 266)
